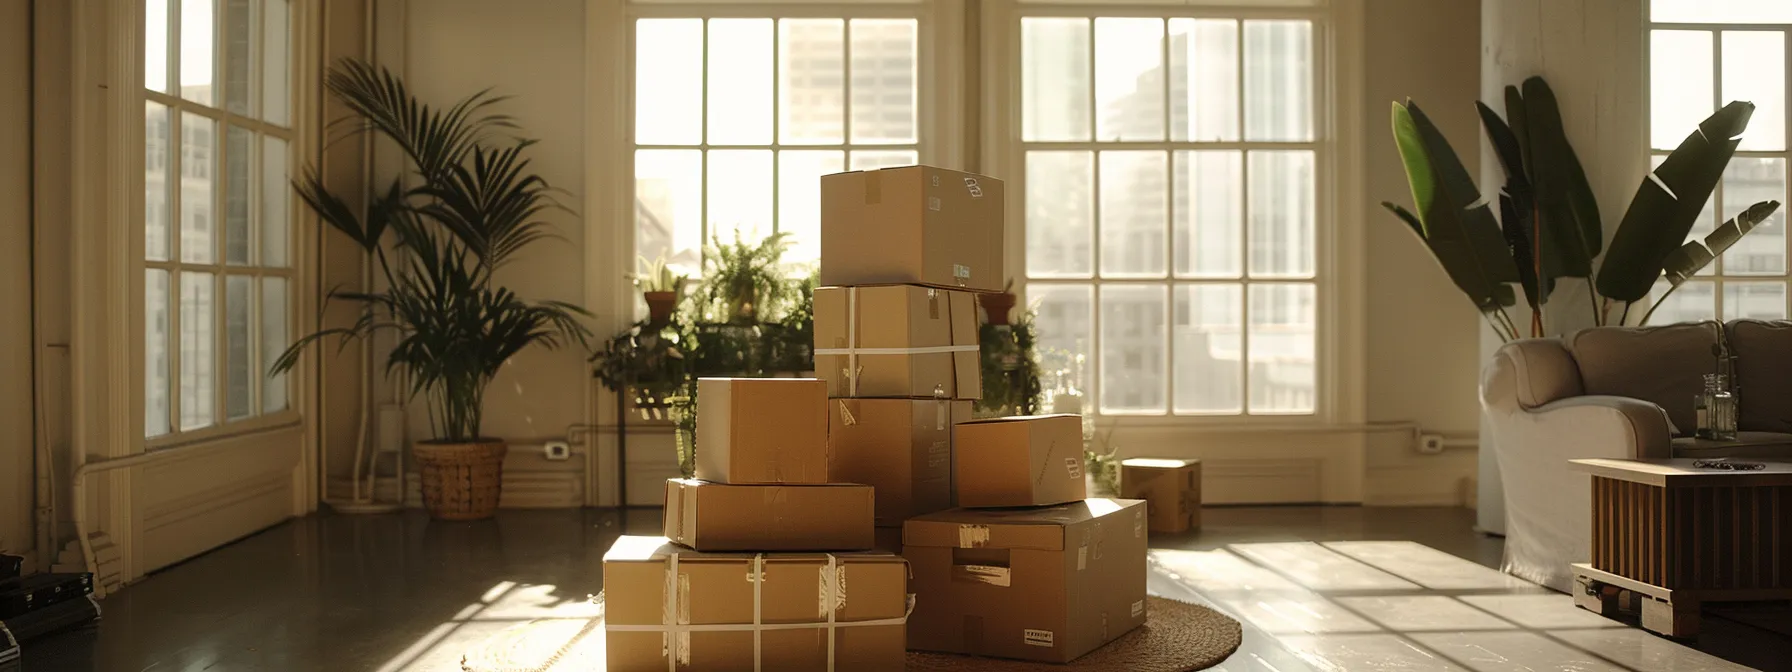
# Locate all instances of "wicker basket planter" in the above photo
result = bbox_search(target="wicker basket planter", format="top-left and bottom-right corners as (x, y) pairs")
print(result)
(414, 440), (508, 520)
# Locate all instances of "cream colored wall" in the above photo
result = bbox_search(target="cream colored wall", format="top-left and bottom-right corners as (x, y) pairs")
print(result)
(1, 0), (35, 559)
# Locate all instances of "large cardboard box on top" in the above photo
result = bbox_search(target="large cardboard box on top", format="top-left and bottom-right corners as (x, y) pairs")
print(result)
(695, 377), (829, 484)
(1120, 458), (1203, 534)
(814, 285), (982, 400)
(662, 479), (875, 552)
(820, 166), (1006, 293)
(955, 414), (1087, 508)
(828, 398), (973, 526)
(604, 536), (910, 672)
(902, 500), (1149, 663)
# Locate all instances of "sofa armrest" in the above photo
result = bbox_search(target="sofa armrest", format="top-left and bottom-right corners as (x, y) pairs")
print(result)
(1522, 395), (1675, 460)
(1483, 338), (1584, 412)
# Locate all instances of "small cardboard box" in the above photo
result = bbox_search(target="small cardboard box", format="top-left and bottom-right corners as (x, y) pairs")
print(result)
(902, 499), (1148, 663)
(1120, 458), (1202, 534)
(820, 165), (1006, 293)
(827, 398), (973, 526)
(954, 414), (1088, 508)
(604, 536), (911, 672)
(662, 479), (875, 552)
(814, 285), (982, 400)
(695, 377), (830, 484)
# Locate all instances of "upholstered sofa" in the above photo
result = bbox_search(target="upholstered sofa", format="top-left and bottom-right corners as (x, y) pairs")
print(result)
(1481, 319), (1792, 591)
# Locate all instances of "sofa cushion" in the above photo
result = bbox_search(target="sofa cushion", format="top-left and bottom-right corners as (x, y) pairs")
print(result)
(1726, 320), (1792, 433)
(1566, 322), (1721, 435)
(1672, 431), (1792, 459)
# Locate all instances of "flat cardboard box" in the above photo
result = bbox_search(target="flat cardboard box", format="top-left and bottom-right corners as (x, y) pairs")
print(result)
(813, 285), (983, 400)
(695, 377), (830, 484)
(604, 536), (910, 672)
(662, 479), (875, 552)
(820, 165), (1006, 293)
(828, 398), (973, 526)
(954, 414), (1087, 508)
(902, 499), (1148, 663)
(1120, 458), (1202, 534)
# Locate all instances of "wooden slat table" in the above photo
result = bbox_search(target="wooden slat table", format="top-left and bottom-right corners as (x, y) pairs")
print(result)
(1570, 458), (1792, 638)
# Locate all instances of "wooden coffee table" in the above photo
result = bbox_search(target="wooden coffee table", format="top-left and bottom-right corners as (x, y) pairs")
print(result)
(1569, 458), (1792, 637)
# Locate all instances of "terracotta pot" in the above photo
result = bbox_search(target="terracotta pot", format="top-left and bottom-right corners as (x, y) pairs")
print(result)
(644, 291), (677, 326)
(980, 292), (1016, 325)
(413, 439), (508, 520)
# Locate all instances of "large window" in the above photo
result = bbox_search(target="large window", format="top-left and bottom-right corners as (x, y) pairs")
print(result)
(1019, 9), (1324, 416)
(1648, 0), (1792, 323)
(144, 0), (294, 439)
(632, 7), (923, 280)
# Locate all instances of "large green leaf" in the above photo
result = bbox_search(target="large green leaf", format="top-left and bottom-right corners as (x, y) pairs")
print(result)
(1597, 101), (1755, 302)
(1393, 101), (1519, 312)
(1391, 101), (1436, 225)
(1479, 101), (1550, 304)
(1660, 200), (1782, 286)
(1500, 193), (1541, 310)
(1520, 77), (1603, 264)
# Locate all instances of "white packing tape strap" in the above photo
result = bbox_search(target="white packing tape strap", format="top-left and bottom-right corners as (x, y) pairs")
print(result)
(752, 555), (764, 672)
(665, 552), (681, 672)
(824, 553), (839, 671)
(813, 345), (981, 355)
(846, 288), (859, 397)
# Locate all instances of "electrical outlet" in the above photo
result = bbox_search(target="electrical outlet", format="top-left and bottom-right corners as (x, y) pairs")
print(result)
(1418, 434), (1446, 454)
(544, 441), (572, 461)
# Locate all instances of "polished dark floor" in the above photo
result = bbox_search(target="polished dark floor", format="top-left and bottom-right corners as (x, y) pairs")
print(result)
(18, 506), (1788, 671)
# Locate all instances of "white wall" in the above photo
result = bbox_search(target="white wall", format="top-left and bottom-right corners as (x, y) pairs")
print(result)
(0, 0), (35, 560)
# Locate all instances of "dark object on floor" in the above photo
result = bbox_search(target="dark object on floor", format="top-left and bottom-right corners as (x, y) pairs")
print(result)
(0, 622), (17, 671)
(0, 556), (20, 581)
(906, 595), (1241, 672)
(5, 595), (99, 644)
(0, 573), (93, 620)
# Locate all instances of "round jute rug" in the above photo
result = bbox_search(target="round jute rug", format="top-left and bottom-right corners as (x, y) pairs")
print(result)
(462, 594), (1241, 672)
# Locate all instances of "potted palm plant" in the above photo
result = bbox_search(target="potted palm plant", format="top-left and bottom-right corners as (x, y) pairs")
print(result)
(273, 60), (589, 521)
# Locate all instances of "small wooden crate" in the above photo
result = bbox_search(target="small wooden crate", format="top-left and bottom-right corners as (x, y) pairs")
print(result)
(1120, 458), (1202, 534)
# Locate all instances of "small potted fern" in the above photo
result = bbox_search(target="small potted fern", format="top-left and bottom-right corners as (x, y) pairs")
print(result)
(701, 231), (794, 323)
(633, 254), (687, 327)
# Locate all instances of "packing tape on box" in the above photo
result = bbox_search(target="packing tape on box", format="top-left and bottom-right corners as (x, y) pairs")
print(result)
(606, 553), (916, 672)
(817, 286), (978, 396)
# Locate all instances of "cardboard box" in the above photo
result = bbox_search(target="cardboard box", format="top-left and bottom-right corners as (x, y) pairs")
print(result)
(902, 499), (1148, 663)
(827, 398), (973, 526)
(954, 414), (1088, 508)
(813, 285), (982, 400)
(662, 479), (875, 552)
(695, 377), (830, 484)
(1120, 458), (1202, 534)
(604, 536), (911, 672)
(820, 165), (1006, 293)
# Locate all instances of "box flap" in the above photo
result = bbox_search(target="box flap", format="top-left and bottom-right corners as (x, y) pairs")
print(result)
(956, 413), (1078, 425)
(901, 500), (1143, 551)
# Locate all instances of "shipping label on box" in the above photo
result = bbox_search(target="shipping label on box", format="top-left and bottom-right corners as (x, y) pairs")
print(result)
(694, 377), (830, 484)
(954, 414), (1088, 508)
(604, 536), (912, 672)
(820, 165), (1006, 293)
(900, 500), (1148, 663)
(813, 285), (982, 400)
(1119, 458), (1203, 534)
(662, 479), (875, 552)
(828, 398), (972, 526)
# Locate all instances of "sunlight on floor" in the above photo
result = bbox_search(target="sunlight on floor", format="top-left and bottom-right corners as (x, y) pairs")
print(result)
(374, 581), (600, 672)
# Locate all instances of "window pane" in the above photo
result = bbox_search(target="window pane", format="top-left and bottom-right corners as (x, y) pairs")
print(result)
(778, 150), (843, 269)
(147, 102), (172, 262)
(179, 272), (216, 431)
(635, 149), (703, 278)
(636, 19), (703, 145)
(1026, 151), (1094, 278)
(1651, 30), (1714, 151)
(1100, 285), (1167, 414)
(707, 150), (773, 246)
(1175, 150), (1243, 278)
(1099, 150), (1168, 277)
(180, 0), (215, 105)
(1174, 284), (1242, 414)
(849, 19), (917, 144)
(1726, 282), (1787, 320)
(225, 275), (252, 420)
(1723, 158), (1787, 276)
(1723, 32), (1785, 151)
(848, 150), (916, 171)
(147, 0), (170, 93)
(1653, 0), (1792, 23)
(224, 125), (252, 266)
(146, 270), (171, 437)
(1248, 150), (1316, 277)
(1248, 283), (1315, 414)
(180, 113), (217, 264)
(262, 277), (288, 413)
(1022, 18), (1091, 142)
(223, 0), (253, 116)
(708, 19), (773, 145)
(1095, 18), (1165, 142)
(1243, 20), (1312, 142)
(263, 0), (290, 125)
(262, 135), (288, 266)
(1169, 19), (1238, 143)
(1030, 284), (1093, 400)
(779, 19), (845, 145)
(1647, 280), (1716, 325)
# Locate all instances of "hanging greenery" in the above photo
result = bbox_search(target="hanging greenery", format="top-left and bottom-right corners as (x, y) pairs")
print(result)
(976, 310), (1045, 418)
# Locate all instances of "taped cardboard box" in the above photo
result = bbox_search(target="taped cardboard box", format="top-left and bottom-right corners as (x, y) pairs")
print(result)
(1120, 458), (1202, 534)
(695, 377), (830, 484)
(820, 165), (1005, 293)
(901, 499), (1148, 663)
(662, 479), (875, 552)
(604, 536), (912, 672)
(954, 414), (1087, 508)
(828, 398), (972, 526)
(813, 285), (982, 400)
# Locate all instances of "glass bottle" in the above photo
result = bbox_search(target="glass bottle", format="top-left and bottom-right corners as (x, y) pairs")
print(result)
(1704, 373), (1738, 441)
